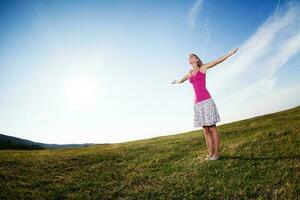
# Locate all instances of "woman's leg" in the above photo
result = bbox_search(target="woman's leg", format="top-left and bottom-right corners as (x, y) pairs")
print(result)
(208, 125), (221, 156)
(202, 126), (214, 156)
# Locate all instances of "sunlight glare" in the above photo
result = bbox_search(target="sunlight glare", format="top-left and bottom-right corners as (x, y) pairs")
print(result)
(64, 74), (98, 111)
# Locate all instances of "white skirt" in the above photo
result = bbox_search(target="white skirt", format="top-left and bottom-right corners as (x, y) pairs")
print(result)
(194, 98), (221, 127)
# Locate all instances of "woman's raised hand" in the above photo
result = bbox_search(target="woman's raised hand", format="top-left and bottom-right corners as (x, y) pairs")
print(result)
(229, 48), (239, 55)
(171, 80), (177, 84)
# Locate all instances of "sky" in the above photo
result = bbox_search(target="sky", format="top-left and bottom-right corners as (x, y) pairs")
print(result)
(0, 0), (300, 144)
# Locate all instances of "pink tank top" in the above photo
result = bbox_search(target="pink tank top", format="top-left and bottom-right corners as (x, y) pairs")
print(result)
(189, 70), (211, 104)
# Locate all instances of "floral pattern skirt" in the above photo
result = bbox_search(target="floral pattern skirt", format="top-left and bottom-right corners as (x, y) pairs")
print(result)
(194, 97), (221, 127)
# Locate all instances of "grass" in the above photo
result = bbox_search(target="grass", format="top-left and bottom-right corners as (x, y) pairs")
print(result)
(1, 105), (300, 199)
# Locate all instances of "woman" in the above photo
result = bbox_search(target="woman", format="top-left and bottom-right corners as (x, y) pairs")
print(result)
(171, 48), (238, 161)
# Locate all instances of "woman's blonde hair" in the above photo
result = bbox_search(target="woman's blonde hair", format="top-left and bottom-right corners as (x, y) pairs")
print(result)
(191, 53), (203, 67)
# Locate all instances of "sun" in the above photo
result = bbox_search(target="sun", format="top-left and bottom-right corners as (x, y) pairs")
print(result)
(64, 74), (98, 111)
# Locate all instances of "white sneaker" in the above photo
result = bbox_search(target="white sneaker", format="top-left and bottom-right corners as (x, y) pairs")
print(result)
(210, 154), (220, 161)
(204, 154), (213, 161)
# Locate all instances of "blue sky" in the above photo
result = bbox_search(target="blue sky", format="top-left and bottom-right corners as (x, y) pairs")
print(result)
(1, 0), (300, 144)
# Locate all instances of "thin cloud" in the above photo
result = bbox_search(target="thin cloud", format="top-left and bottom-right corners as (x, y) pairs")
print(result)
(274, 0), (281, 17)
(188, 0), (205, 29)
(206, 1), (300, 122)
(25, 0), (73, 74)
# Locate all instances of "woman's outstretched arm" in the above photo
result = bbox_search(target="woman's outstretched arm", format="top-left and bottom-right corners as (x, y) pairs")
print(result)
(171, 70), (193, 84)
(203, 48), (238, 70)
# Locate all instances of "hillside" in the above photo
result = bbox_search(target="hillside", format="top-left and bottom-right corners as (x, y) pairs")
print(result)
(1, 105), (300, 199)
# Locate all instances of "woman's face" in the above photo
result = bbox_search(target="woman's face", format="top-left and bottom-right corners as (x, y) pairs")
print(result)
(188, 54), (198, 64)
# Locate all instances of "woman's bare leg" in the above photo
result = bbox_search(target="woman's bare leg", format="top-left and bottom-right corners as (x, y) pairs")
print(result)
(209, 125), (221, 156)
(203, 126), (214, 156)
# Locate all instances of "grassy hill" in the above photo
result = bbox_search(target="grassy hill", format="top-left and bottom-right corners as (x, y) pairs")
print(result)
(1, 105), (300, 199)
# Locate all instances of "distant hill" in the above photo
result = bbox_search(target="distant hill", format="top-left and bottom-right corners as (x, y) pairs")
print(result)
(0, 134), (98, 150)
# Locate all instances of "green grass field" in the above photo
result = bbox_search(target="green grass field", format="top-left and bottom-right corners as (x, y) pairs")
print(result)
(1, 105), (300, 199)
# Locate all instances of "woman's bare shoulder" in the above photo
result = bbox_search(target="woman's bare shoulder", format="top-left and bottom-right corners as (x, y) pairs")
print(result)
(199, 65), (207, 73)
